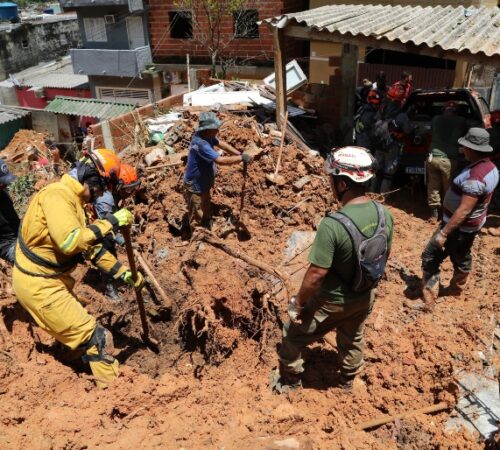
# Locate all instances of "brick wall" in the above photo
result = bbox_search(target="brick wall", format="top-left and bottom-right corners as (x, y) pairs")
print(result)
(147, 0), (307, 65)
(90, 92), (185, 151)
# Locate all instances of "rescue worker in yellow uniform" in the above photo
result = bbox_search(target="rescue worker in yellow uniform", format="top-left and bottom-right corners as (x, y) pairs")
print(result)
(13, 149), (144, 388)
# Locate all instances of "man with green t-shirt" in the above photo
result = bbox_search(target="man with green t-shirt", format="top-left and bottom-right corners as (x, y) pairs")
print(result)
(271, 147), (393, 393)
(427, 101), (467, 220)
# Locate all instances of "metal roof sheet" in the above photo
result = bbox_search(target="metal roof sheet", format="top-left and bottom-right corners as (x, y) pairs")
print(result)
(44, 96), (137, 119)
(21, 73), (88, 89)
(265, 5), (500, 59)
(10, 55), (88, 89)
(0, 106), (30, 125)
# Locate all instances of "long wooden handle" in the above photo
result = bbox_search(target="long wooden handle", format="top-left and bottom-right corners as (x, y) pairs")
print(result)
(357, 402), (449, 431)
(134, 251), (172, 309)
(274, 111), (289, 176)
(122, 226), (150, 340)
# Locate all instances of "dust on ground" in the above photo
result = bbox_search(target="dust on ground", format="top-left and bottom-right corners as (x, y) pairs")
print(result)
(0, 117), (499, 449)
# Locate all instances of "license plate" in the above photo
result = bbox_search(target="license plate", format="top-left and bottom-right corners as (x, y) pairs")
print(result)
(405, 166), (425, 174)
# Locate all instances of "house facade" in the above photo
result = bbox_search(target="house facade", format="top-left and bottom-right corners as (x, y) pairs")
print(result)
(148, 0), (308, 72)
(60, 0), (161, 105)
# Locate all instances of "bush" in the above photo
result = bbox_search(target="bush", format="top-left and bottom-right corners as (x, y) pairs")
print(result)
(8, 173), (37, 215)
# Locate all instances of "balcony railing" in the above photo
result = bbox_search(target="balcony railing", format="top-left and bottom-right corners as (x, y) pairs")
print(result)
(71, 46), (152, 78)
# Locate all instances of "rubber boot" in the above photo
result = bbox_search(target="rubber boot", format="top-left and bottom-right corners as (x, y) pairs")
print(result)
(446, 270), (469, 297)
(421, 272), (440, 312)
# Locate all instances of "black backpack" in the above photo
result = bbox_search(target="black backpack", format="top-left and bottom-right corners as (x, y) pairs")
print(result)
(327, 202), (388, 293)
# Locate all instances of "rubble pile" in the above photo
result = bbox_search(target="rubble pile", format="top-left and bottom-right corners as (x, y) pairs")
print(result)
(2, 130), (51, 166)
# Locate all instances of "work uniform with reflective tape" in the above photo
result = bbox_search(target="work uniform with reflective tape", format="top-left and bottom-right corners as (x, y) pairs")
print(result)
(13, 174), (127, 388)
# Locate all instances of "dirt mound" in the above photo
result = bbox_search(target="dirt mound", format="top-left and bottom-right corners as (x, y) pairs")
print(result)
(0, 114), (498, 448)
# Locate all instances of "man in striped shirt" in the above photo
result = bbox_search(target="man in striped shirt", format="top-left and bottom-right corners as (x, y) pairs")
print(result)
(421, 128), (499, 310)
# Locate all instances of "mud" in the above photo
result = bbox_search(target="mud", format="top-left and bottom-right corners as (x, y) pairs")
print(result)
(0, 116), (499, 449)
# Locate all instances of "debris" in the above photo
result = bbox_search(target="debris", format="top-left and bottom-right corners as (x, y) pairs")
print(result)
(135, 251), (172, 310)
(266, 111), (289, 186)
(144, 147), (167, 167)
(263, 59), (308, 94)
(293, 175), (311, 191)
(357, 402), (450, 431)
(446, 372), (500, 440)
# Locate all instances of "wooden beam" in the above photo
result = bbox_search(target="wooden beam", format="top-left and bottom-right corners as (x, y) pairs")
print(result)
(340, 43), (358, 145)
(272, 26), (287, 130)
(284, 25), (500, 67)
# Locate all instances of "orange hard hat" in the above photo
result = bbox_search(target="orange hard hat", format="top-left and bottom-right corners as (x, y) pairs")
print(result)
(88, 148), (121, 182)
(491, 110), (500, 124)
(387, 85), (406, 102)
(119, 163), (140, 189)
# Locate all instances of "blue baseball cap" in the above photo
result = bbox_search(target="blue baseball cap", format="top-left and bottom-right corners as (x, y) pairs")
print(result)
(0, 159), (16, 185)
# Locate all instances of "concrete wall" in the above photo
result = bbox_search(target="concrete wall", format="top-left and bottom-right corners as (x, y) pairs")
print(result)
(77, 6), (149, 50)
(0, 18), (81, 81)
(30, 110), (73, 141)
(148, 0), (307, 66)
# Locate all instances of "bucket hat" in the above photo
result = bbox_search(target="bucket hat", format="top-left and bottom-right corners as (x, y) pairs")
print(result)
(0, 159), (16, 185)
(197, 112), (221, 132)
(458, 128), (493, 153)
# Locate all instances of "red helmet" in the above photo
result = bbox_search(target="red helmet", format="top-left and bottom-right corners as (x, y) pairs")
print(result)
(491, 110), (500, 125)
(367, 89), (381, 105)
(387, 85), (406, 102)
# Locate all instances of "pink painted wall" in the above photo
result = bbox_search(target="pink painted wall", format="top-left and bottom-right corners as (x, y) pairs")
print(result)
(15, 87), (92, 109)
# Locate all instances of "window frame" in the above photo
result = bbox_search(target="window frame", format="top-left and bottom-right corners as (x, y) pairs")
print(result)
(83, 17), (108, 43)
(168, 11), (193, 40)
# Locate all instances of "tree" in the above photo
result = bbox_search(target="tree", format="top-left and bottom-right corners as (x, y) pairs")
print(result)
(174, 0), (259, 77)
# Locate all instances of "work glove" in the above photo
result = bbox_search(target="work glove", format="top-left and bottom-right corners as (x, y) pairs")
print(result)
(121, 270), (145, 290)
(113, 208), (134, 227)
(430, 229), (447, 249)
(287, 296), (303, 325)
(241, 153), (253, 164)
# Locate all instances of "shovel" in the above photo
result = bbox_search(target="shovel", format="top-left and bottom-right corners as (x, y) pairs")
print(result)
(266, 111), (289, 186)
(122, 226), (160, 353)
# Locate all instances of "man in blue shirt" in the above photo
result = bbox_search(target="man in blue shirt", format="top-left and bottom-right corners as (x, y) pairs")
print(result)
(184, 112), (253, 231)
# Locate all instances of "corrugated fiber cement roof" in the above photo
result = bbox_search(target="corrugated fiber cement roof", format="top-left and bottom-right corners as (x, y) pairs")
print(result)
(0, 106), (30, 126)
(44, 96), (137, 119)
(265, 4), (500, 59)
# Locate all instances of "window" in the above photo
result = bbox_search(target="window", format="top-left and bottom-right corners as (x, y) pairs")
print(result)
(97, 87), (151, 105)
(233, 9), (259, 39)
(83, 17), (107, 43)
(169, 11), (193, 39)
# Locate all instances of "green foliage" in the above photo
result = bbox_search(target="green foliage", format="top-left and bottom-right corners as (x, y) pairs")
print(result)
(8, 173), (37, 215)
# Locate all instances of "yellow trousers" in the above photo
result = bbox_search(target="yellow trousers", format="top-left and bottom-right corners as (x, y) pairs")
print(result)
(13, 268), (119, 388)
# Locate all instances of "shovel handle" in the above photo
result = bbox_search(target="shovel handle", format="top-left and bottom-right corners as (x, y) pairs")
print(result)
(122, 226), (150, 341)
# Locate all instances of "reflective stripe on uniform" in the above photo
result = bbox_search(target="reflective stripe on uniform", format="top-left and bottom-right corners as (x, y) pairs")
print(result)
(60, 228), (81, 254)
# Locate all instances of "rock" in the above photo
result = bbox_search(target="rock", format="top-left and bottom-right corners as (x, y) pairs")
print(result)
(293, 175), (311, 191)
(273, 438), (300, 449)
(283, 231), (316, 262)
(144, 147), (166, 166)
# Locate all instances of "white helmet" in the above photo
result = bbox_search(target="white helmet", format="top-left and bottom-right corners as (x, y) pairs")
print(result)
(324, 146), (375, 183)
